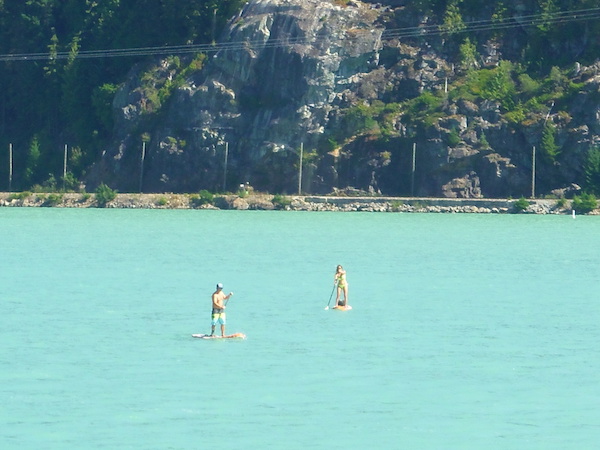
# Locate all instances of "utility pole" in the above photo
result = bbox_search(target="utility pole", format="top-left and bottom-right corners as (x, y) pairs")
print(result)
(531, 145), (536, 199)
(411, 142), (416, 196)
(298, 142), (303, 195)
(223, 141), (228, 192)
(9, 143), (13, 192)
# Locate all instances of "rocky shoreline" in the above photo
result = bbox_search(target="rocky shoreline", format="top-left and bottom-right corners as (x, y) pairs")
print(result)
(1, 192), (596, 214)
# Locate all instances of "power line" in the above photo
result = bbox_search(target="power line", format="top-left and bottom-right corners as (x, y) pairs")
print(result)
(0, 6), (598, 62)
(382, 6), (600, 39)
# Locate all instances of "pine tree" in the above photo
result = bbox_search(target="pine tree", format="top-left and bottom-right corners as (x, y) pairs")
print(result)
(584, 146), (600, 195)
(541, 122), (560, 164)
(25, 135), (42, 187)
(459, 37), (478, 71)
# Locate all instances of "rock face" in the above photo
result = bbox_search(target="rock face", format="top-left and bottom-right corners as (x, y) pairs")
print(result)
(86, 0), (600, 198)
(89, 0), (387, 194)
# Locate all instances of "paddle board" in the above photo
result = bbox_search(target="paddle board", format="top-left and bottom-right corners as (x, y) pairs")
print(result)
(332, 305), (352, 311)
(192, 333), (246, 339)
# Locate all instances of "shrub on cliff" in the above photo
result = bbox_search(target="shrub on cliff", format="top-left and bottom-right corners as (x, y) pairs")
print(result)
(190, 190), (214, 207)
(272, 194), (291, 210)
(42, 193), (63, 207)
(572, 193), (597, 214)
(513, 197), (530, 212)
(95, 183), (117, 207)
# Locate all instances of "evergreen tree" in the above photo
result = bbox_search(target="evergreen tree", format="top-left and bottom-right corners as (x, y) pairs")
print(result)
(459, 38), (478, 71)
(541, 122), (560, 164)
(25, 135), (42, 187)
(584, 146), (600, 195)
(441, 1), (466, 35)
(482, 61), (517, 111)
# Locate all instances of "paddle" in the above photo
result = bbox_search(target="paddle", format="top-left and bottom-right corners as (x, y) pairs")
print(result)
(324, 284), (336, 310)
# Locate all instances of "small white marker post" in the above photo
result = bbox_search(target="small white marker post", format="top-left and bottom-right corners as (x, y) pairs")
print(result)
(572, 209), (576, 219)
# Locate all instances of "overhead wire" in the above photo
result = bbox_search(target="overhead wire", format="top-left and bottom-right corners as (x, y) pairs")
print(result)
(382, 6), (600, 39)
(0, 6), (599, 62)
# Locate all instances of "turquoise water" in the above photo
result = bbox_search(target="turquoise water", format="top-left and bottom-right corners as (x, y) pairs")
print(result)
(1, 209), (599, 449)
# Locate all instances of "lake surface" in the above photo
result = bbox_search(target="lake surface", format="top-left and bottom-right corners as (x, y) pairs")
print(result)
(1, 208), (599, 449)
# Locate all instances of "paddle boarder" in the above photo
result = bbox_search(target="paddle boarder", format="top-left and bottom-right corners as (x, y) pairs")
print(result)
(334, 265), (349, 307)
(211, 283), (233, 337)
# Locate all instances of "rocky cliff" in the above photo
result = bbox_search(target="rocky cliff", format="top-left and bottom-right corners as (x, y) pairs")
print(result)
(86, 0), (600, 198)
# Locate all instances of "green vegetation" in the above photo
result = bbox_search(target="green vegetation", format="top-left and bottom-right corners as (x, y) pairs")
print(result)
(1, 0), (600, 198)
(513, 197), (530, 212)
(25, 136), (42, 187)
(440, 1), (466, 36)
(584, 146), (600, 195)
(402, 91), (445, 128)
(479, 132), (490, 150)
(481, 61), (517, 111)
(8, 192), (32, 201)
(190, 190), (215, 207)
(42, 193), (63, 207)
(335, 102), (401, 140)
(391, 200), (404, 211)
(541, 122), (560, 163)
(572, 192), (598, 214)
(447, 128), (461, 146)
(443, 62), (584, 126)
(0, 1), (246, 191)
(458, 38), (479, 71)
(272, 194), (291, 210)
(137, 55), (207, 116)
(554, 197), (568, 209)
(95, 183), (117, 207)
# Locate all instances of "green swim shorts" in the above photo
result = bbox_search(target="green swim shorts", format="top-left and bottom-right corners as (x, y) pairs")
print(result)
(211, 312), (226, 326)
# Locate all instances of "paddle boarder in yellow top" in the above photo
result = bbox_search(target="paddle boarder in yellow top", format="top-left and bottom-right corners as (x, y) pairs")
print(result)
(334, 265), (349, 308)
(211, 283), (233, 336)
